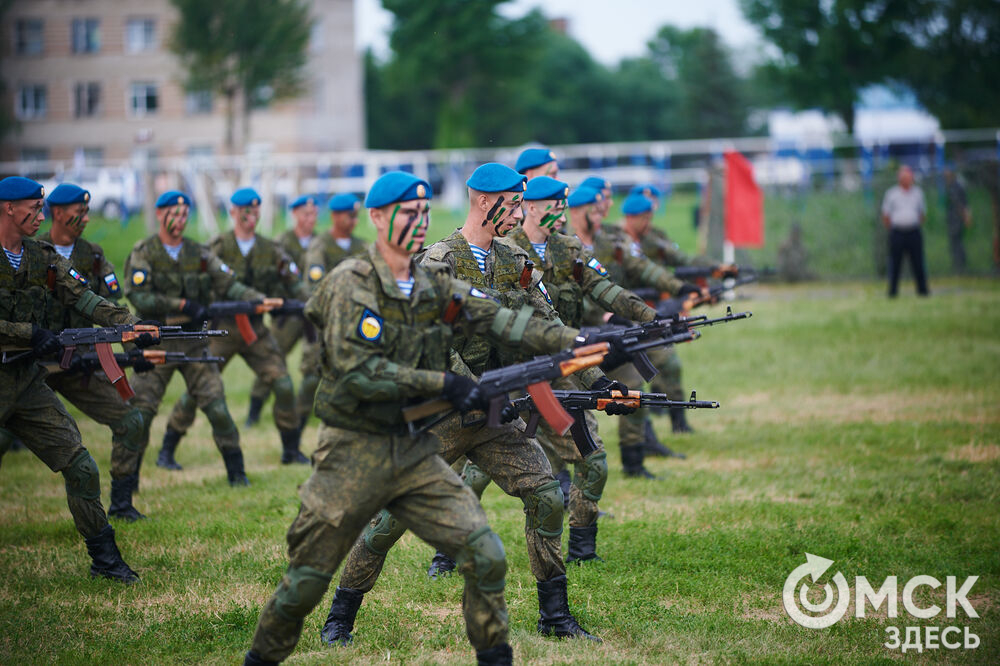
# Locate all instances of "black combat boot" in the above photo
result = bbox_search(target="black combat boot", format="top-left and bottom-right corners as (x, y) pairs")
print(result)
(243, 651), (278, 666)
(566, 525), (602, 564)
(245, 396), (264, 427)
(319, 586), (365, 646)
(621, 445), (657, 479)
(157, 428), (183, 471)
(279, 428), (309, 465)
(108, 474), (146, 522)
(476, 643), (514, 665)
(222, 448), (250, 486)
(642, 418), (686, 459)
(427, 550), (457, 578)
(84, 524), (140, 584)
(536, 575), (601, 642)
(669, 406), (695, 434)
(555, 468), (571, 509)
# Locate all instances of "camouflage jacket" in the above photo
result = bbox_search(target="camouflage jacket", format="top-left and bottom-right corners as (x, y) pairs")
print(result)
(304, 233), (368, 292)
(209, 231), (307, 301)
(277, 228), (314, 273)
(639, 226), (716, 268)
(37, 232), (124, 329)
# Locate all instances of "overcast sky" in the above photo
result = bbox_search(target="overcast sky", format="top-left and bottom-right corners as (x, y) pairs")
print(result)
(355, 0), (762, 65)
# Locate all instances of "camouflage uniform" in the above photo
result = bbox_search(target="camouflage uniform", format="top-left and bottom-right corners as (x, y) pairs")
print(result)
(248, 243), (579, 662)
(123, 235), (264, 483)
(37, 232), (147, 519)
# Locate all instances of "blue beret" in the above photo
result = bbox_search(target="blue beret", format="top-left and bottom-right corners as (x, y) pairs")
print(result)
(230, 187), (261, 207)
(289, 194), (319, 210)
(622, 193), (654, 215)
(629, 183), (662, 199)
(328, 193), (361, 212)
(0, 176), (44, 201)
(47, 183), (91, 206)
(524, 176), (569, 202)
(365, 171), (432, 209)
(515, 148), (557, 174)
(467, 163), (527, 193)
(580, 176), (611, 191)
(567, 186), (603, 208)
(155, 190), (191, 208)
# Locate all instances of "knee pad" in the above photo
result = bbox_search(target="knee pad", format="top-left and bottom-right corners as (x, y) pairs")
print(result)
(573, 450), (608, 502)
(272, 564), (332, 623)
(523, 479), (564, 538)
(202, 398), (237, 436)
(176, 392), (196, 412)
(456, 526), (506, 593)
(362, 510), (403, 556)
(272, 375), (294, 401)
(462, 460), (491, 497)
(110, 409), (145, 451)
(62, 450), (101, 500)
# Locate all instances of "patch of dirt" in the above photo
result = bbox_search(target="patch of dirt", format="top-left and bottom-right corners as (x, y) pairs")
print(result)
(948, 443), (1000, 463)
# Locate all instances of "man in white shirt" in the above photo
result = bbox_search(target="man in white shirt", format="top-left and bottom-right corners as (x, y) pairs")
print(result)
(881, 166), (929, 297)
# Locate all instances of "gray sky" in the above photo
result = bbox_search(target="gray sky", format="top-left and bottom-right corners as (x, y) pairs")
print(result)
(355, 0), (761, 65)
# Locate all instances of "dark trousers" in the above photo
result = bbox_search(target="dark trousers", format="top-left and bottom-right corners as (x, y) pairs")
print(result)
(888, 227), (929, 296)
(947, 227), (967, 273)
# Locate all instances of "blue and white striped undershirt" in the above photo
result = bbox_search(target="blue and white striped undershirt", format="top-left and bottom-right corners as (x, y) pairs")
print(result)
(396, 278), (414, 297)
(163, 241), (183, 261)
(530, 242), (547, 262)
(54, 243), (75, 260)
(4, 247), (22, 270)
(236, 236), (256, 257)
(469, 244), (490, 274)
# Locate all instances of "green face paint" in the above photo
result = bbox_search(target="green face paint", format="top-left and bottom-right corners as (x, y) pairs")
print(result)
(387, 204), (400, 243)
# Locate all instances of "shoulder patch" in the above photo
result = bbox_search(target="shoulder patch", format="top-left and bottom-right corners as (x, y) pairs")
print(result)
(288, 261), (299, 276)
(308, 264), (324, 283)
(131, 269), (147, 286)
(537, 280), (552, 304)
(68, 267), (87, 284)
(587, 257), (608, 276)
(218, 262), (234, 275)
(469, 287), (490, 299)
(103, 272), (121, 294)
(357, 308), (383, 342)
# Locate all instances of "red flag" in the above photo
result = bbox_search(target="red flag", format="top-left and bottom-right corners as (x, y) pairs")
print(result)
(724, 151), (764, 248)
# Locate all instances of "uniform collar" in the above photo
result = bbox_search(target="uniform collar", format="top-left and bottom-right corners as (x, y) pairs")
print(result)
(368, 243), (431, 302)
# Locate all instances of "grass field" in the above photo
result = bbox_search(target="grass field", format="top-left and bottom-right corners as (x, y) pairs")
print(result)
(1, 277), (998, 664)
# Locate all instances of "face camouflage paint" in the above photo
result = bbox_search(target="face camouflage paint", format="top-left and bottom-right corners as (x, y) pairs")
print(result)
(483, 195), (505, 227)
(387, 204), (401, 242)
(404, 204), (430, 251)
(539, 203), (564, 230)
(396, 204), (424, 246)
(68, 207), (89, 229)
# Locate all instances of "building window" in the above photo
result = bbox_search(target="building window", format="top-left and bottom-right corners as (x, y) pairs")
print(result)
(71, 18), (101, 54)
(185, 90), (213, 114)
(125, 18), (156, 53)
(15, 84), (47, 119)
(128, 82), (159, 117)
(78, 147), (104, 166)
(73, 82), (102, 118)
(14, 18), (44, 56)
(20, 147), (49, 162)
(187, 145), (215, 158)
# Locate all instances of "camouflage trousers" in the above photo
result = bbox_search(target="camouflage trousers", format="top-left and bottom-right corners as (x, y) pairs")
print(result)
(1, 362), (108, 538)
(610, 346), (683, 449)
(646, 344), (684, 400)
(167, 317), (298, 432)
(249, 314), (303, 403)
(45, 370), (146, 480)
(535, 406), (605, 528)
(249, 424), (507, 660)
(297, 339), (321, 425)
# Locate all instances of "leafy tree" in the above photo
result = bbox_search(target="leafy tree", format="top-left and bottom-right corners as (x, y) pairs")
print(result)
(169, 0), (312, 151)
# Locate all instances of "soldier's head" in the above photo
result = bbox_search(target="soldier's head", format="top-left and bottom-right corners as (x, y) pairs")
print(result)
(622, 193), (654, 237)
(0, 176), (46, 238)
(289, 194), (319, 236)
(47, 183), (91, 240)
(365, 171), (432, 255)
(630, 183), (662, 212)
(516, 147), (559, 181)
(898, 165), (914, 189)
(566, 186), (604, 237)
(229, 188), (261, 238)
(523, 176), (569, 240)
(467, 163), (527, 238)
(328, 193), (361, 239)
(155, 190), (191, 241)
(581, 176), (614, 217)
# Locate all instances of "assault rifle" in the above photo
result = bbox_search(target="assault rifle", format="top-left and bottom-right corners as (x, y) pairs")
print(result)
(574, 326), (700, 381)
(672, 265), (741, 281)
(167, 298), (287, 344)
(511, 389), (720, 457)
(42, 349), (224, 387)
(402, 343), (611, 437)
(1, 324), (227, 400)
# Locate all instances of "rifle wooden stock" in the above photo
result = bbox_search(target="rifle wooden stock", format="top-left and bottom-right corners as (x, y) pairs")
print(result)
(525, 381), (573, 436)
(234, 313), (257, 344)
(402, 398), (453, 423)
(95, 341), (134, 401)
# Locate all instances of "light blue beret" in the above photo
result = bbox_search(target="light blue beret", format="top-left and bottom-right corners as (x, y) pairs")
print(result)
(289, 194), (318, 209)
(622, 193), (654, 215)
(467, 163), (527, 193)
(566, 186), (603, 208)
(365, 171), (432, 208)
(328, 193), (361, 212)
(580, 176), (611, 191)
(524, 176), (569, 202)
(629, 183), (662, 199)
(155, 190), (191, 208)
(0, 176), (45, 201)
(230, 187), (261, 206)
(47, 183), (90, 206)
(515, 148), (557, 174)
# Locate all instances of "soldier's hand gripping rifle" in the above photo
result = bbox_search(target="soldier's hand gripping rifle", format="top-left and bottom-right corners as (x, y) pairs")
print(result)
(402, 342), (611, 437)
(575, 325), (702, 381)
(168, 298), (286, 345)
(655, 274), (761, 317)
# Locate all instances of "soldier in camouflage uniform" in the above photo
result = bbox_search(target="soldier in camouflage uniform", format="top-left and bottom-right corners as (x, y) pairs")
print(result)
(298, 193), (368, 425)
(161, 188), (311, 465)
(243, 171), (584, 666)
(515, 146), (560, 180)
(319, 164), (604, 654)
(246, 194), (318, 426)
(38, 183), (149, 521)
(0, 176), (139, 583)
(125, 191), (266, 486)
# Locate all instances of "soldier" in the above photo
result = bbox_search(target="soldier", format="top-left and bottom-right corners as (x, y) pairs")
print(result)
(297, 193), (368, 426)
(319, 164), (603, 652)
(243, 171), (584, 666)
(125, 191), (266, 486)
(0, 176), (139, 583)
(246, 194), (318, 426)
(516, 147), (560, 180)
(37, 183), (149, 521)
(160, 188), (310, 465)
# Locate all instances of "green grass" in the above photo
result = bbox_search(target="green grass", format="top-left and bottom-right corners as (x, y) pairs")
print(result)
(2, 278), (998, 664)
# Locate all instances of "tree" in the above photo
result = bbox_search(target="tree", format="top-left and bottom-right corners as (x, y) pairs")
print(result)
(169, 0), (312, 152)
